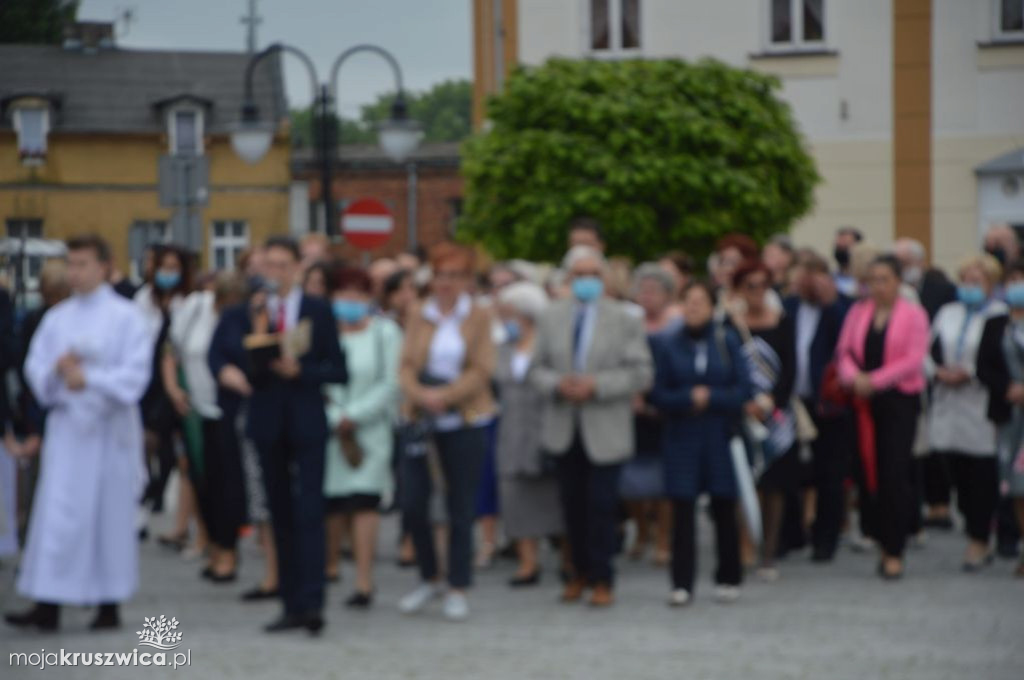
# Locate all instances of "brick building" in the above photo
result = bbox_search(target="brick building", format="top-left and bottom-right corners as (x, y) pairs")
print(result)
(290, 142), (462, 261)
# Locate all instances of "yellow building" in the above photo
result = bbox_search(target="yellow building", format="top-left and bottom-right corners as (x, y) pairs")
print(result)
(0, 24), (290, 287)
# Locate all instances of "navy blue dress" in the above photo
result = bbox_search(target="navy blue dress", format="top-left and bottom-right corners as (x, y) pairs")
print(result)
(648, 323), (753, 500)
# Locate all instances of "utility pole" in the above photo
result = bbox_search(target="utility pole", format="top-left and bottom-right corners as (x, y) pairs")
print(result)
(240, 0), (261, 54)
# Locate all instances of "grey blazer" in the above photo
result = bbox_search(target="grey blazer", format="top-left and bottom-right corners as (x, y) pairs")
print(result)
(529, 298), (653, 465)
(494, 344), (545, 477)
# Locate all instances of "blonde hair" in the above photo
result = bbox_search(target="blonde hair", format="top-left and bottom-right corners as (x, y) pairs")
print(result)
(851, 242), (880, 283)
(957, 253), (1002, 285)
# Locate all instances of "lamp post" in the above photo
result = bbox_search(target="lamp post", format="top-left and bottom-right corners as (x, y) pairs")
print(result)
(231, 42), (423, 239)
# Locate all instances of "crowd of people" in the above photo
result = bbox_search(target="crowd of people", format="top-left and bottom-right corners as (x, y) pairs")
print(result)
(2, 217), (1023, 635)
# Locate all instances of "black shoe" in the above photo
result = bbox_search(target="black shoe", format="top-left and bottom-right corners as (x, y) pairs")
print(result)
(264, 612), (325, 634)
(325, 573), (341, 584)
(922, 516), (954, 530)
(200, 566), (213, 580)
(509, 571), (541, 587)
(208, 570), (238, 584)
(344, 590), (374, 609)
(396, 557), (417, 569)
(5, 603), (59, 632)
(877, 561), (904, 581)
(962, 553), (994, 573)
(810, 548), (835, 564)
(303, 613), (325, 635)
(157, 533), (188, 551)
(264, 613), (305, 633)
(241, 586), (279, 602)
(89, 604), (120, 631)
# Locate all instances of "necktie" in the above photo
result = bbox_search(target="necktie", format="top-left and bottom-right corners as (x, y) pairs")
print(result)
(276, 298), (287, 333)
(572, 306), (586, 369)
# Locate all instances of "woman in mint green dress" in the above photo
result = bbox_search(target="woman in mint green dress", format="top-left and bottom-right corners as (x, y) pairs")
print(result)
(323, 267), (402, 607)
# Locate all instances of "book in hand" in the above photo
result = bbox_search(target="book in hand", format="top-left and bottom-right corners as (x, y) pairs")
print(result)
(242, 319), (313, 376)
(243, 332), (282, 376)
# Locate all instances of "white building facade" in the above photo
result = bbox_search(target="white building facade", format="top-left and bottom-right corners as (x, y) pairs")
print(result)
(474, 0), (1024, 270)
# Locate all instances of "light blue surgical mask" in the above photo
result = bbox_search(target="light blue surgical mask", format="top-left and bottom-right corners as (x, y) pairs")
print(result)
(154, 270), (180, 291)
(333, 299), (370, 324)
(572, 276), (604, 303)
(956, 284), (986, 308)
(1006, 282), (1024, 309)
(504, 320), (521, 342)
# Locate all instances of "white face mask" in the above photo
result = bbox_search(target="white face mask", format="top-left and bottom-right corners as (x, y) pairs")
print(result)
(903, 266), (922, 286)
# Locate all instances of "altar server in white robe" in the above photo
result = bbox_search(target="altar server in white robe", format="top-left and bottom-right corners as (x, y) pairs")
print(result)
(4, 235), (152, 633)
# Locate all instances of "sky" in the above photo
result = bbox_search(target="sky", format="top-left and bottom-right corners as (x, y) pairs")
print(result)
(77, 0), (472, 117)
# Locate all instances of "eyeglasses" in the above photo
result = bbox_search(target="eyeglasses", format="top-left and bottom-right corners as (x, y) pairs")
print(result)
(743, 280), (769, 291)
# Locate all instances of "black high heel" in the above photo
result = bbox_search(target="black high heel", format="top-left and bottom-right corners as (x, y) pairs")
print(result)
(509, 571), (541, 587)
(344, 590), (374, 609)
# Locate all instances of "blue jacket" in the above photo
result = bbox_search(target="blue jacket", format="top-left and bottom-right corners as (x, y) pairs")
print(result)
(208, 294), (347, 446)
(648, 324), (752, 500)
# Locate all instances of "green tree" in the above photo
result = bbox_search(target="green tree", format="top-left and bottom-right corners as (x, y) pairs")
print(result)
(290, 78), (472, 149)
(458, 58), (819, 263)
(0, 0), (78, 44)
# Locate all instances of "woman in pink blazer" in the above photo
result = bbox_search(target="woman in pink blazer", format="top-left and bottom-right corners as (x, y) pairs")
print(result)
(835, 255), (929, 580)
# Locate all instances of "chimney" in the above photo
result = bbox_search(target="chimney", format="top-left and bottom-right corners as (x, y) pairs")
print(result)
(62, 22), (116, 52)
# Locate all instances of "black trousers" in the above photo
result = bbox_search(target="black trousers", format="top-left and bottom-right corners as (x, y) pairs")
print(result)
(255, 431), (327, 616)
(401, 426), (487, 589)
(199, 417), (247, 551)
(922, 453), (952, 506)
(671, 497), (741, 592)
(945, 452), (998, 544)
(807, 402), (854, 557)
(556, 432), (622, 587)
(860, 393), (919, 558)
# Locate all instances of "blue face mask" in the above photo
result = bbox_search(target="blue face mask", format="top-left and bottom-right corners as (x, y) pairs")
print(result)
(154, 270), (180, 291)
(1006, 282), (1024, 309)
(572, 276), (604, 303)
(504, 320), (521, 342)
(333, 299), (370, 324)
(956, 284), (986, 308)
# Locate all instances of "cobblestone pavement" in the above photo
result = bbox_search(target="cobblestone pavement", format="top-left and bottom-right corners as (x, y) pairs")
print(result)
(1, 511), (1021, 680)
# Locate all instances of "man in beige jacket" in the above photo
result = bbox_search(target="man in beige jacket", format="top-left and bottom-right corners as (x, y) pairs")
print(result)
(530, 244), (653, 607)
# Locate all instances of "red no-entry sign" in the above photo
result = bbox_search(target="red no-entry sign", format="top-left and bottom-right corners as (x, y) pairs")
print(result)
(341, 198), (394, 250)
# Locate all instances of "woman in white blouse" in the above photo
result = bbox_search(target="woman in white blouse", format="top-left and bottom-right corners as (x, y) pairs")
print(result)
(928, 254), (1007, 570)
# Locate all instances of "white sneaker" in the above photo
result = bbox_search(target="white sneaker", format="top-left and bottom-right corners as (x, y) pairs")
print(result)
(713, 585), (741, 603)
(398, 583), (443, 615)
(756, 566), (780, 583)
(667, 589), (691, 607)
(442, 591), (469, 621)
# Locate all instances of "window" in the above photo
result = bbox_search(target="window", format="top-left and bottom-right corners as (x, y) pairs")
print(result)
(12, 107), (49, 162)
(589, 0), (641, 53)
(997, 0), (1024, 40)
(5, 219), (45, 288)
(168, 107), (203, 156)
(211, 220), (249, 270)
(769, 0), (825, 50)
(128, 220), (169, 280)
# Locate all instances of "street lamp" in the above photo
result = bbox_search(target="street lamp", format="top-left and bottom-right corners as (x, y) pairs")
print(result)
(230, 42), (423, 238)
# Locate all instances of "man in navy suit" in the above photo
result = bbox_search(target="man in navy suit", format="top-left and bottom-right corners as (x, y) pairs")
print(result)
(784, 252), (853, 562)
(208, 236), (346, 634)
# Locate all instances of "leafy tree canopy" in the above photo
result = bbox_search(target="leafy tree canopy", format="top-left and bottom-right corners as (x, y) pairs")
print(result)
(458, 58), (819, 263)
(0, 0), (78, 44)
(291, 78), (471, 148)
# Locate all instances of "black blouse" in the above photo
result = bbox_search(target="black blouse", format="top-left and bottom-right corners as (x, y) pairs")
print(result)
(864, 320), (888, 372)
